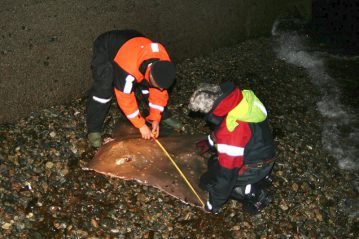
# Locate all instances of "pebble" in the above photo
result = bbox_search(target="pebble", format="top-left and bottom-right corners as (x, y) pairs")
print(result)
(91, 218), (99, 228)
(2, 223), (12, 230)
(45, 161), (54, 169)
(292, 183), (299, 192)
(279, 200), (289, 211)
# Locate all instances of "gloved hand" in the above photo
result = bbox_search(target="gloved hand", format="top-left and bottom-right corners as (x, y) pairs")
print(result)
(196, 139), (211, 155)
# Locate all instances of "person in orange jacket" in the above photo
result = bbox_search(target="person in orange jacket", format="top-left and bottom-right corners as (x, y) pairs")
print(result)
(86, 30), (180, 147)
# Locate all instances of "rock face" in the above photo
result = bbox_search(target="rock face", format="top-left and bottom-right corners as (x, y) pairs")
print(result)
(0, 0), (311, 123)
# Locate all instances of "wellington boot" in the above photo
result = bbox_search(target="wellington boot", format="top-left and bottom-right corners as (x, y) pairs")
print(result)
(242, 190), (272, 215)
(88, 132), (102, 148)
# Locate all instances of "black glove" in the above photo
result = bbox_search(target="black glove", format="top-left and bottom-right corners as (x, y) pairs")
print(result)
(196, 139), (212, 155)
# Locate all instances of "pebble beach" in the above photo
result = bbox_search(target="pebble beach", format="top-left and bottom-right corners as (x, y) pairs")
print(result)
(0, 35), (357, 238)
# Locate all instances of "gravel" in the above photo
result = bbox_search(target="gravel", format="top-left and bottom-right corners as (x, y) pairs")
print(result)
(0, 37), (357, 238)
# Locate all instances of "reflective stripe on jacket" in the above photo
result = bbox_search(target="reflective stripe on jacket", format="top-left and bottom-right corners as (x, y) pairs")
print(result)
(113, 37), (171, 127)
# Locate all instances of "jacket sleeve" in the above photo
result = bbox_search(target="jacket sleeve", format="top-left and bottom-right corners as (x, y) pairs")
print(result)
(146, 88), (169, 122)
(114, 88), (146, 128)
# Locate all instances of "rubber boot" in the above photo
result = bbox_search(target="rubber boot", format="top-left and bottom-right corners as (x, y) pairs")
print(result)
(88, 132), (102, 148)
(231, 184), (272, 214)
(242, 189), (272, 214)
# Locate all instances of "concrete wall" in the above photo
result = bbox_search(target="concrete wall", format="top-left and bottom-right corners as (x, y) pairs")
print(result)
(0, 0), (311, 123)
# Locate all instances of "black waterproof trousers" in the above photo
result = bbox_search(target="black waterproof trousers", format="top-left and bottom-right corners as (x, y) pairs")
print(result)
(86, 30), (143, 133)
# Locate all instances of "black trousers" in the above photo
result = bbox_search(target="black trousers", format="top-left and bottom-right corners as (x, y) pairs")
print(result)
(199, 155), (274, 204)
(230, 163), (274, 200)
(200, 155), (273, 187)
(86, 30), (143, 133)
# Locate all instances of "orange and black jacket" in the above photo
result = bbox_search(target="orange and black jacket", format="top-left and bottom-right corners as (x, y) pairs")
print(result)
(107, 30), (172, 128)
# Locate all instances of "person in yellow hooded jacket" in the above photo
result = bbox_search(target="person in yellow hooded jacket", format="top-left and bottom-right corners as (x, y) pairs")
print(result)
(188, 81), (276, 214)
(86, 30), (181, 147)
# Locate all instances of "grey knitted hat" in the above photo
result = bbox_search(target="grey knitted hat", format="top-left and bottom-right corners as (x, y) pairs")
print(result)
(188, 83), (222, 113)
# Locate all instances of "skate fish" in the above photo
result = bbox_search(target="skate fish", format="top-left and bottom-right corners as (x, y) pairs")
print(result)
(85, 121), (209, 208)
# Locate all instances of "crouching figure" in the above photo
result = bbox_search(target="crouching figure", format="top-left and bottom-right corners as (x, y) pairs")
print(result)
(188, 81), (276, 214)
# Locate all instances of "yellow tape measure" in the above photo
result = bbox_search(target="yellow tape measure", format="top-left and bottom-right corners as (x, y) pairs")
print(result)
(152, 136), (205, 207)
